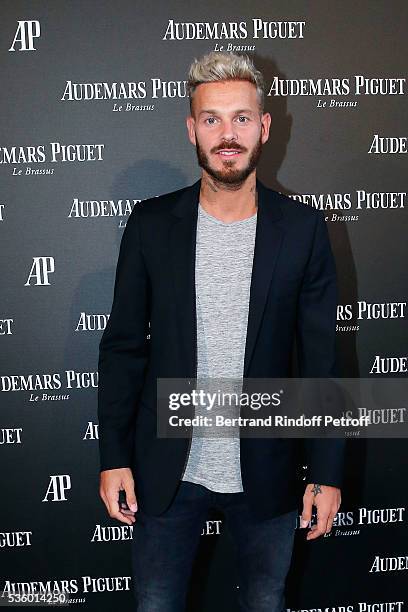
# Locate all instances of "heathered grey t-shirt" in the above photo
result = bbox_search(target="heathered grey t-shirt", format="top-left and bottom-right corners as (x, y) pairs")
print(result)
(180, 201), (257, 492)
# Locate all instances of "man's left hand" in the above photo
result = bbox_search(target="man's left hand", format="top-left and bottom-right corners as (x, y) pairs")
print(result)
(300, 483), (341, 540)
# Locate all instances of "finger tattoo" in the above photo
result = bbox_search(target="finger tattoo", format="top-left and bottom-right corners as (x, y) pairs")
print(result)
(311, 483), (322, 496)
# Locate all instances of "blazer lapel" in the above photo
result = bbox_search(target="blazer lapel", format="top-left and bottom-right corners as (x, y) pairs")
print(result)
(243, 179), (284, 376)
(169, 180), (201, 378)
(169, 178), (284, 379)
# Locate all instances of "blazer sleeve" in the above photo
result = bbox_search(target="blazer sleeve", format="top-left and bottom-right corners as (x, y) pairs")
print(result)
(296, 210), (346, 488)
(97, 204), (150, 472)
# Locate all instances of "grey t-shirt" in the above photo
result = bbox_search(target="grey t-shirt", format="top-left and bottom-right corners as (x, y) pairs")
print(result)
(181, 201), (258, 492)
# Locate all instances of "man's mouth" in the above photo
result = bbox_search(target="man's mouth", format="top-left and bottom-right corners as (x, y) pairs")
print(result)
(216, 149), (243, 157)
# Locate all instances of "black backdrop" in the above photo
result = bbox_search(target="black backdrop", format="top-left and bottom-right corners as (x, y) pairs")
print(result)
(1, 1), (407, 610)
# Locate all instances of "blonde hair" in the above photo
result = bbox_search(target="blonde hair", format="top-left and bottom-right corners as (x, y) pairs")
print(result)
(187, 51), (265, 112)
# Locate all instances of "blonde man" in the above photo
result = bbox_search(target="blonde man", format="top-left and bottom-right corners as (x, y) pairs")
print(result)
(98, 51), (345, 611)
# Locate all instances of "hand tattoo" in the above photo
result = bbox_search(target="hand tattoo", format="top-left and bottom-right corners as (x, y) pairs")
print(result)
(311, 483), (322, 496)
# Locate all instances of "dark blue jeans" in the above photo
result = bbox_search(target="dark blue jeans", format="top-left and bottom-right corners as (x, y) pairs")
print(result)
(131, 480), (297, 611)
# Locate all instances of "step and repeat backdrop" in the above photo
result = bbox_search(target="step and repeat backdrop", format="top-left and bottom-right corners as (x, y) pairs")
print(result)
(1, 1), (407, 610)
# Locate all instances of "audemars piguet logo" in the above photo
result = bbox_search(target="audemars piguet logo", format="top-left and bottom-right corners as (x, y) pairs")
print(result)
(91, 525), (133, 542)
(60, 78), (187, 112)
(162, 19), (305, 41)
(0, 531), (32, 548)
(75, 313), (110, 332)
(0, 428), (22, 445)
(369, 556), (408, 572)
(25, 257), (54, 286)
(339, 301), (407, 320)
(61, 80), (147, 101)
(9, 20), (41, 51)
(268, 76), (406, 110)
(0, 318), (13, 335)
(0, 370), (99, 402)
(201, 520), (222, 535)
(42, 475), (71, 502)
(1, 576), (131, 601)
(2, 143), (105, 176)
(353, 408), (406, 426)
(89, 512), (221, 542)
(68, 198), (139, 226)
(287, 602), (404, 612)
(288, 190), (407, 222)
(369, 356), (407, 374)
(368, 135), (408, 154)
(304, 506), (406, 538)
(83, 422), (98, 440)
(336, 301), (406, 333)
(269, 76), (406, 96)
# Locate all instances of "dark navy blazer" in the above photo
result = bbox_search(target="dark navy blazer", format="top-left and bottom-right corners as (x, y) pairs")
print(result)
(97, 178), (346, 519)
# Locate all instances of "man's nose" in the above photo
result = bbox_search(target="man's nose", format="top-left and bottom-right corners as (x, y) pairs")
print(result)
(220, 119), (238, 142)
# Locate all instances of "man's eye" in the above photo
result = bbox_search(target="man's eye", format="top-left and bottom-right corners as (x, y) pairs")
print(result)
(237, 116), (249, 123)
(205, 117), (217, 125)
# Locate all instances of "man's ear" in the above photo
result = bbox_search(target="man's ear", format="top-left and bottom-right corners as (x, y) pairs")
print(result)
(186, 115), (197, 146)
(261, 112), (272, 144)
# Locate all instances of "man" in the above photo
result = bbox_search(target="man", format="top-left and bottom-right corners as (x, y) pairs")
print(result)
(98, 51), (345, 611)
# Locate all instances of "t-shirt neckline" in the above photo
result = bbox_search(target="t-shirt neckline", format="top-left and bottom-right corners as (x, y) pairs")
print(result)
(198, 202), (257, 226)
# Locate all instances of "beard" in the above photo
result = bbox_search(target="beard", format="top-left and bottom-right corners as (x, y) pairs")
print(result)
(194, 133), (263, 188)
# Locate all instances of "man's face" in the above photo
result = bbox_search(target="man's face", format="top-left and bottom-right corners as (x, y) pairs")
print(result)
(186, 80), (271, 186)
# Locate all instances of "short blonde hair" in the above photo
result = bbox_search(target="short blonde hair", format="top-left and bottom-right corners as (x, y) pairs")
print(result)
(187, 51), (265, 113)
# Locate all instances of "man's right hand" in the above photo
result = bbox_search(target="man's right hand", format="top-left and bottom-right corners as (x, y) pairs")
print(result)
(99, 467), (138, 525)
